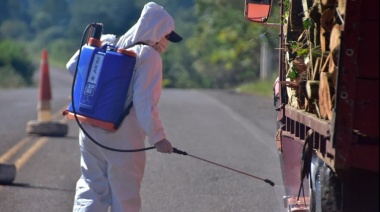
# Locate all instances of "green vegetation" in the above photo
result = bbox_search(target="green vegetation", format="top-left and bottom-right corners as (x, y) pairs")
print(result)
(235, 74), (277, 97)
(0, 0), (279, 93)
(288, 66), (299, 80)
(0, 40), (35, 88)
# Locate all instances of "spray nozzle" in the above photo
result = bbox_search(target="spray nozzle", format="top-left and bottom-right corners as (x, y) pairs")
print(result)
(173, 148), (188, 155)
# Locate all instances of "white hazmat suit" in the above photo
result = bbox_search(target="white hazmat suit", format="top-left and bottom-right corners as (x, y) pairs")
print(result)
(66, 2), (182, 211)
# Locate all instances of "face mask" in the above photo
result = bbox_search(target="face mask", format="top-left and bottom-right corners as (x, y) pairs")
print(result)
(153, 36), (169, 54)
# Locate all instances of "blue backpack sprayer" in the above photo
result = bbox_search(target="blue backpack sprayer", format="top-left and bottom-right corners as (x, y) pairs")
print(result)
(64, 23), (275, 186)
(66, 23), (135, 131)
(63, 22), (155, 152)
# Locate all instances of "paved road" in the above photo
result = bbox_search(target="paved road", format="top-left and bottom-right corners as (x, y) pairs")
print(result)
(0, 64), (285, 211)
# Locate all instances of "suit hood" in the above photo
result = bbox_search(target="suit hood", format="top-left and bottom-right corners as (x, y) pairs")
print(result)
(117, 2), (176, 48)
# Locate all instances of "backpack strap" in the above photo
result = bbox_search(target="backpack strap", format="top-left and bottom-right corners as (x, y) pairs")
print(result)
(114, 101), (134, 130)
(113, 42), (148, 130)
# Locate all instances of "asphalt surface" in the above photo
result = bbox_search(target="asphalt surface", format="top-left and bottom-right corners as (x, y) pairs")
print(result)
(0, 65), (285, 212)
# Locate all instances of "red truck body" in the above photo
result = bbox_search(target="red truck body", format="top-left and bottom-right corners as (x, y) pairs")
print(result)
(246, 0), (378, 211)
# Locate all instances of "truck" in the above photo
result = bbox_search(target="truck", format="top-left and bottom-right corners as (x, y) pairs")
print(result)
(245, 0), (379, 211)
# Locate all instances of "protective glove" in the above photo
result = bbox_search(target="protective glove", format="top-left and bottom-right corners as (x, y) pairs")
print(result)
(154, 138), (173, 154)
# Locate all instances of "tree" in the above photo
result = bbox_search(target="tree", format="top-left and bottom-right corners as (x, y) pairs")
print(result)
(0, 0), (279, 89)
(67, 0), (140, 38)
(0, 20), (30, 40)
(186, 0), (264, 88)
(0, 40), (35, 86)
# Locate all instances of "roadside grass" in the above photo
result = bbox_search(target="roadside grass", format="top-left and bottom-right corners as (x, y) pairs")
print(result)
(234, 76), (276, 98)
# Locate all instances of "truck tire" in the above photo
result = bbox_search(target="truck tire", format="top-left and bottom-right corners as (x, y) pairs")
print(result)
(309, 153), (342, 212)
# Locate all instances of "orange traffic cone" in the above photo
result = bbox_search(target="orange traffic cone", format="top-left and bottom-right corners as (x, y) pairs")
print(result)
(38, 49), (52, 122)
(26, 49), (68, 137)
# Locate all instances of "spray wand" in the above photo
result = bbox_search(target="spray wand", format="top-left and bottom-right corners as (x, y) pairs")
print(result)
(172, 148), (275, 186)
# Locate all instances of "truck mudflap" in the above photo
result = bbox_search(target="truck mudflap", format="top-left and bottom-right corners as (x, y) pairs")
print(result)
(278, 132), (311, 212)
(279, 133), (342, 212)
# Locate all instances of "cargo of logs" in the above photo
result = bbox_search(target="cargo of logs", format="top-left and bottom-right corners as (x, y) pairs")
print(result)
(280, 0), (345, 121)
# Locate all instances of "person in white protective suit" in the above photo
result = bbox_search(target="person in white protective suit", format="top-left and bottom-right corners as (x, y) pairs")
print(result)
(66, 2), (182, 211)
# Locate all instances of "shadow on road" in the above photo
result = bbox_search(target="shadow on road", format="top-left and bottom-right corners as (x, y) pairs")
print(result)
(1, 182), (75, 192)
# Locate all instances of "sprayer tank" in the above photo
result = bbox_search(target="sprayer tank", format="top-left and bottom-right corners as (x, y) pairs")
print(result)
(67, 45), (136, 131)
